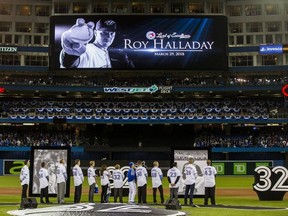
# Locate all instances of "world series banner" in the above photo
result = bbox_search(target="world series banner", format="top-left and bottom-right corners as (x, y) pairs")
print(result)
(50, 15), (228, 71)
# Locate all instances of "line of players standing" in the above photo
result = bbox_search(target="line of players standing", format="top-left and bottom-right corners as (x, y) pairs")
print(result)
(20, 157), (217, 208)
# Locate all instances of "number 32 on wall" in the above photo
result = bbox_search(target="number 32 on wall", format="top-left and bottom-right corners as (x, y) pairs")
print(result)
(254, 166), (288, 192)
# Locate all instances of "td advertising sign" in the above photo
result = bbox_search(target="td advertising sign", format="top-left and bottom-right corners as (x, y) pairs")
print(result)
(211, 161), (273, 175)
(50, 15), (228, 71)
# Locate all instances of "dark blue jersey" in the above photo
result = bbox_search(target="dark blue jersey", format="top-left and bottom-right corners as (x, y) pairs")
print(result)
(127, 168), (136, 182)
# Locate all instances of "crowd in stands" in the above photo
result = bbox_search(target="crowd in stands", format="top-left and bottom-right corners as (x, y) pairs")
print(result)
(194, 127), (288, 148)
(0, 75), (286, 87)
(0, 98), (285, 121)
(0, 126), (88, 147)
(0, 125), (287, 148)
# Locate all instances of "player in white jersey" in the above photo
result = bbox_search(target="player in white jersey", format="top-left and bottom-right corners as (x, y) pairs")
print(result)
(73, 159), (84, 203)
(20, 160), (30, 209)
(39, 162), (51, 204)
(151, 161), (164, 204)
(100, 164), (111, 203)
(112, 164), (125, 203)
(203, 160), (217, 205)
(60, 18), (134, 69)
(87, 161), (96, 203)
(183, 157), (198, 206)
(136, 160), (148, 204)
(47, 161), (57, 194)
(56, 159), (67, 204)
(167, 162), (181, 200)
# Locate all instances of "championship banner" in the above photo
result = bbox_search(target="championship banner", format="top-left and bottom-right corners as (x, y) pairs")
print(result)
(50, 15), (227, 71)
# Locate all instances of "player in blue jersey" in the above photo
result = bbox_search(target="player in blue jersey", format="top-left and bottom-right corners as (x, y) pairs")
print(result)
(127, 162), (136, 204)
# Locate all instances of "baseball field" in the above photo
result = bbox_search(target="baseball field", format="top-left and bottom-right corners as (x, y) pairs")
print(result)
(0, 175), (287, 216)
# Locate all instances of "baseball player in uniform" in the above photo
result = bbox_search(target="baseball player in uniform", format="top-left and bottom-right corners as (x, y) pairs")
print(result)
(136, 160), (148, 204)
(47, 161), (57, 194)
(56, 159), (67, 204)
(39, 162), (51, 204)
(203, 160), (217, 205)
(183, 157), (197, 206)
(20, 160), (30, 209)
(112, 164), (125, 203)
(127, 162), (136, 204)
(87, 161), (96, 203)
(73, 159), (84, 203)
(60, 18), (134, 69)
(151, 161), (164, 204)
(167, 162), (181, 200)
(100, 164), (111, 203)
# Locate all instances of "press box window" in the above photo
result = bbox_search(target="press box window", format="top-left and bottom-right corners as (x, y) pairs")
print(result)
(16, 5), (32, 16)
(230, 23), (243, 33)
(245, 5), (261, 16)
(54, 2), (70, 14)
(246, 22), (262, 33)
(265, 35), (273, 43)
(262, 55), (278, 65)
(227, 5), (242, 16)
(15, 22), (32, 33)
(73, 2), (88, 13)
(171, 2), (184, 13)
(231, 56), (253, 66)
(92, 3), (108, 13)
(112, 3), (127, 13)
(25, 56), (48, 66)
(207, 2), (224, 13)
(188, 3), (204, 13)
(35, 5), (50, 16)
(0, 4), (12, 15)
(34, 23), (49, 34)
(0, 55), (20, 66)
(265, 4), (280, 15)
(132, 2), (146, 13)
(0, 22), (12, 32)
(150, 3), (164, 13)
(34, 36), (41, 45)
(266, 22), (281, 32)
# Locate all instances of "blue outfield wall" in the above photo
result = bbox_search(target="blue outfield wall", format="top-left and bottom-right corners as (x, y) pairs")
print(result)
(0, 147), (287, 176)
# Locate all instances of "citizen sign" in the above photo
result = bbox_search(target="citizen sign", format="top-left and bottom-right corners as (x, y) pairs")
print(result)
(0, 46), (18, 53)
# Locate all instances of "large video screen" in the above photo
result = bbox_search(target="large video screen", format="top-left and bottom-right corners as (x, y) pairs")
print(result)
(173, 148), (211, 197)
(29, 146), (71, 197)
(50, 15), (228, 71)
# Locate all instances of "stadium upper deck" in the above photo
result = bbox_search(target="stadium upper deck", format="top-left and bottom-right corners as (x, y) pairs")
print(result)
(0, 0), (287, 125)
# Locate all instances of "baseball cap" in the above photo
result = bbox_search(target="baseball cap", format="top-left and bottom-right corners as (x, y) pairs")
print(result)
(129, 162), (134, 167)
(188, 156), (194, 160)
(96, 19), (116, 31)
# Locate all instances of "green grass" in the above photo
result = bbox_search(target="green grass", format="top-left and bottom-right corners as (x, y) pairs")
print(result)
(0, 175), (287, 216)
(216, 175), (254, 188)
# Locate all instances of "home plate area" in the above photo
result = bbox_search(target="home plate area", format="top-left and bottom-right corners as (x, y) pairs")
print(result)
(7, 203), (186, 216)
